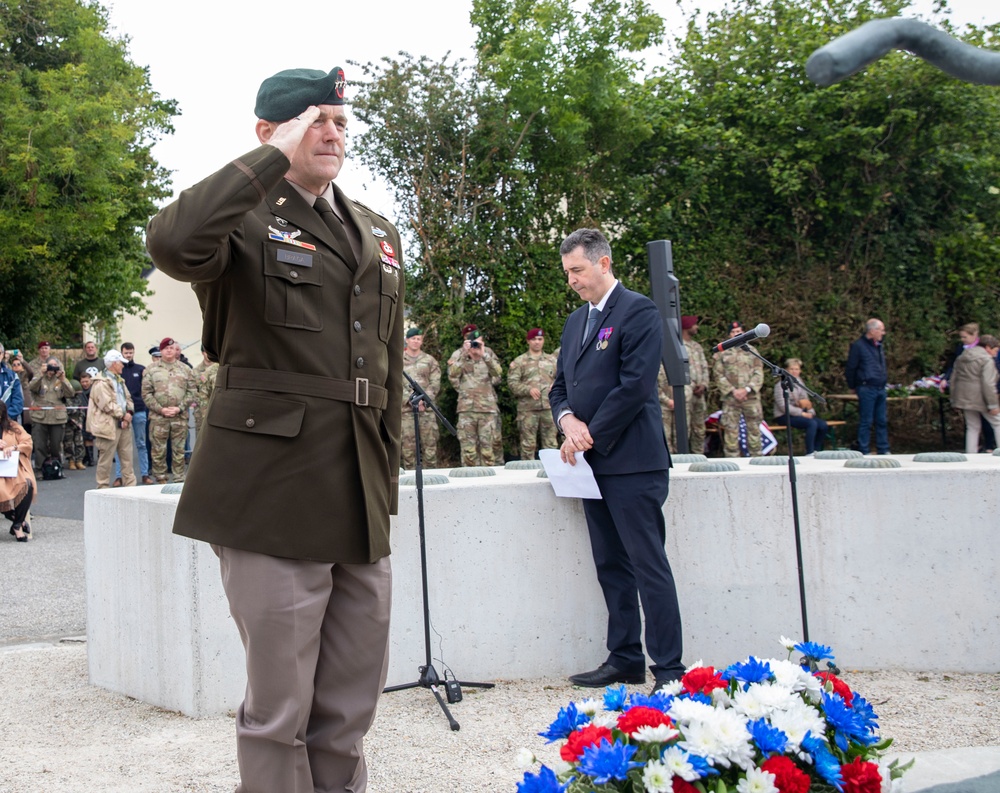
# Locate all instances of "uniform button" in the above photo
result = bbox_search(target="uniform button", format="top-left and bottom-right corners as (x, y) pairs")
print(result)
(353, 321), (362, 332)
(289, 270), (299, 279)
(246, 417), (256, 428)
(354, 285), (362, 295)
(356, 357), (365, 368)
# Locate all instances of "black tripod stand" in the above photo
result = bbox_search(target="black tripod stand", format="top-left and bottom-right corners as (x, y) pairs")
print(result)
(743, 345), (826, 642)
(382, 372), (494, 730)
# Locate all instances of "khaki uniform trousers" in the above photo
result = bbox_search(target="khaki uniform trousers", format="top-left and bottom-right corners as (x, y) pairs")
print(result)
(95, 425), (136, 488)
(216, 547), (391, 793)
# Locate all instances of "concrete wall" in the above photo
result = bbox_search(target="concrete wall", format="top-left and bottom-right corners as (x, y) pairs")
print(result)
(84, 455), (1000, 718)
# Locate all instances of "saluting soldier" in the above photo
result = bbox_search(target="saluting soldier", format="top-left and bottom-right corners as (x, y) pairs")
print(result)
(712, 320), (764, 457)
(449, 329), (502, 466)
(507, 328), (558, 460)
(141, 337), (197, 483)
(400, 327), (441, 469)
(146, 66), (404, 793)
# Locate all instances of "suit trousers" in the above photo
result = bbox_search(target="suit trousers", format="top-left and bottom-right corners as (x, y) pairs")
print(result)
(216, 546), (392, 793)
(583, 470), (684, 677)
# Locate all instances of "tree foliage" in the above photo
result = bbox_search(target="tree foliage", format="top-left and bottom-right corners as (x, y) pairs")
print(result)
(0, 0), (176, 347)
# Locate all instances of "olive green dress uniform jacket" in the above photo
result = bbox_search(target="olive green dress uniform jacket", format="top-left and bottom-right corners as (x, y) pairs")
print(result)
(146, 145), (405, 564)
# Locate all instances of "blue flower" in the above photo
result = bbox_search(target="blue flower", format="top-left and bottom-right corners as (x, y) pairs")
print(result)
(850, 693), (881, 740)
(795, 641), (835, 664)
(822, 692), (874, 751)
(628, 690), (673, 711)
(603, 684), (629, 712)
(723, 656), (773, 686)
(803, 732), (844, 790)
(538, 702), (589, 742)
(685, 751), (719, 777)
(516, 765), (569, 793)
(576, 739), (642, 784)
(748, 718), (788, 754)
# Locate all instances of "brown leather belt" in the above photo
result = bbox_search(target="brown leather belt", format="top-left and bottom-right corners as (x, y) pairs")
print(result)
(217, 365), (389, 409)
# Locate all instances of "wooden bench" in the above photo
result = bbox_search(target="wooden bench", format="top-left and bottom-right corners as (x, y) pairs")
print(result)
(768, 419), (847, 448)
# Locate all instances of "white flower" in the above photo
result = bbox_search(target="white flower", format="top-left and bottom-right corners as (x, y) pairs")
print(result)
(514, 747), (536, 769)
(732, 681), (798, 719)
(658, 678), (684, 696)
(769, 699), (827, 750)
(550, 759), (574, 776)
(769, 659), (822, 702)
(576, 698), (601, 717)
(669, 697), (716, 724)
(642, 759), (674, 793)
(634, 724), (680, 743)
(662, 745), (701, 781)
(736, 766), (778, 793)
(591, 710), (619, 729)
(780, 636), (798, 651)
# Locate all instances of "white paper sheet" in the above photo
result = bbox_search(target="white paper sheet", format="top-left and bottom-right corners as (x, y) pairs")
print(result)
(0, 451), (20, 478)
(538, 449), (603, 499)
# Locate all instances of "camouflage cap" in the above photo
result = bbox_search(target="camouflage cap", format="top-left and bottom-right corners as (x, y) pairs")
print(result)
(255, 67), (347, 121)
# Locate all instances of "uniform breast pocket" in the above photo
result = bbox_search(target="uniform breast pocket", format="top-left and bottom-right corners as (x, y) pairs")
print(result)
(263, 244), (324, 331)
(377, 271), (399, 342)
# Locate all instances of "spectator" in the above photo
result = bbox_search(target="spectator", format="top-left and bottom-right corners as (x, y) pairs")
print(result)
(845, 318), (890, 455)
(944, 323), (994, 451)
(772, 358), (829, 454)
(656, 364), (676, 450)
(141, 337), (197, 483)
(0, 343), (24, 424)
(10, 352), (33, 430)
(61, 370), (88, 470)
(507, 328), (558, 460)
(400, 329), (441, 469)
(713, 321), (764, 457)
(72, 340), (101, 382)
(117, 342), (152, 484)
(79, 368), (98, 467)
(948, 335), (1000, 455)
(448, 329), (502, 466)
(0, 399), (36, 542)
(449, 324), (504, 462)
(191, 345), (220, 440)
(681, 316), (710, 455)
(28, 357), (75, 471)
(26, 341), (52, 380)
(86, 350), (136, 489)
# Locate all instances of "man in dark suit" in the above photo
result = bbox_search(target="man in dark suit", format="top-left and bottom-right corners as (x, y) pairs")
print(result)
(146, 67), (403, 793)
(549, 228), (684, 693)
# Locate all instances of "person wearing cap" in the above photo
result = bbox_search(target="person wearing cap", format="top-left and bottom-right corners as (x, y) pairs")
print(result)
(146, 66), (404, 793)
(85, 350), (136, 489)
(507, 328), (558, 460)
(400, 328), (441, 468)
(449, 329), (503, 466)
(549, 228), (684, 694)
(28, 355), (76, 471)
(26, 341), (52, 382)
(141, 337), (197, 484)
(447, 324), (504, 461)
(712, 320), (764, 457)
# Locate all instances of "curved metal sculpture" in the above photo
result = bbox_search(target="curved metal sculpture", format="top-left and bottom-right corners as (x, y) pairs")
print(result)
(807, 17), (1000, 87)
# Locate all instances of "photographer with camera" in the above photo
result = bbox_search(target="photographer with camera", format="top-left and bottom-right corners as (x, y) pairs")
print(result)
(28, 356), (76, 473)
(448, 329), (503, 466)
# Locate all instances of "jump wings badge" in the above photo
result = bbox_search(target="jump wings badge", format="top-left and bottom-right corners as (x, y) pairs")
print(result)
(268, 225), (317, 251)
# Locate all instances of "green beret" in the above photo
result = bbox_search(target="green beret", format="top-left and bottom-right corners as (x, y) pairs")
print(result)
(254, 66), (346, 121)
(406, 328), (423, 339)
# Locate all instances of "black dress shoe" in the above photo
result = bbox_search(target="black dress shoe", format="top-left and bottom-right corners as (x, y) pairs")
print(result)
(569, 663), (645, 687)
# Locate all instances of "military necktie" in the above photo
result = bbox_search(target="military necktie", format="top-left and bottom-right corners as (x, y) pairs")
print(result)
(583, 306), (600, 348)
(313, 196), (358, 271)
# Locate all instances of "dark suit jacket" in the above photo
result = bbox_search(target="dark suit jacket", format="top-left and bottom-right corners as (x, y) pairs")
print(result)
(550, 283), (670, 475)
(147, 145), (404, 563)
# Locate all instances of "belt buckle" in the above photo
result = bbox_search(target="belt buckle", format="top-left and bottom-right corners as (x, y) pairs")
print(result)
(355, 377), (370, 406)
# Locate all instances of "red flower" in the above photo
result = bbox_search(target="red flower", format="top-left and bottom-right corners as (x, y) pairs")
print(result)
(841, 757), (883, 793)
(761, 755), (811, 793)
(672, 779), (699, 793)
(616, 706), (674, 736)
(560, 724), (613, 761)
(681, 666), (727, 695)
(816, 671), (854, 705)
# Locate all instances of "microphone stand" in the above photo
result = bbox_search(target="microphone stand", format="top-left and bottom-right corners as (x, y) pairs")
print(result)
(383, 371), (494, 730)
(739, 344), (826, 643)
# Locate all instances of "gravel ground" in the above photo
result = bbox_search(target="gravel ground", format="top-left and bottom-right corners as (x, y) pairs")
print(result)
(0, 642), (997, 793)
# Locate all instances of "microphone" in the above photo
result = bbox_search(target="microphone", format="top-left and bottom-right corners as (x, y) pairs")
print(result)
(714, 323), (770, 352)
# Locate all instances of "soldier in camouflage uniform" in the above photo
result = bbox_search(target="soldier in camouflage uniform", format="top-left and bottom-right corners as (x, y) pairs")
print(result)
(507, 328), (558, 460)
(62, 369), (91, 469)
(656, 364), (676, 451)
(142, 337), (197, 482)
(400, 328), (441, 469)
(682, 316), (710, 455)
(191, 346), (220, 438)
(448, 329), (502, 467)
(712, 321), (765, 457)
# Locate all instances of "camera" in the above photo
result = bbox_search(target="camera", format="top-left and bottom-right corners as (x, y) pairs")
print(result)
(9, 349), (18, 358)
(469, 341), (481, 349)
(46, 363), (60, 373)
